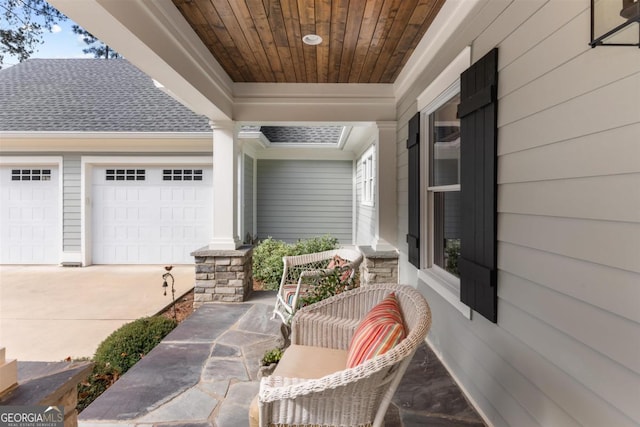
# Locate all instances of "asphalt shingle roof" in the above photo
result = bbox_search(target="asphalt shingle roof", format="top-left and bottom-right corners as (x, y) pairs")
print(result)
(0, 59), (211, 133)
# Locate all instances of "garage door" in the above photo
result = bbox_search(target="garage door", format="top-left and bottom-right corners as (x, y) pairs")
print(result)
(0, 166), (60, 264)
(92, 166), (212, 264)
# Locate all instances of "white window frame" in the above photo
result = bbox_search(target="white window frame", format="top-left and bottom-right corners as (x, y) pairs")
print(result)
(416, 47), (471, 319)
(360, 145), (375, 206)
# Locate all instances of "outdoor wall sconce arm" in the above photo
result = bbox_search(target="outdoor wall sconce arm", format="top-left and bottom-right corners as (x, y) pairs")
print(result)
(590, 0), (640, 47)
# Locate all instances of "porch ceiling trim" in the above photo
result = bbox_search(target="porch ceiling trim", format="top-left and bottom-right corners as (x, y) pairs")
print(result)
(46, 0), (497, 123)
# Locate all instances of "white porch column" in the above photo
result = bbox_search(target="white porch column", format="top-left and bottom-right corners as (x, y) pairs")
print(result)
(373, 121), (398, 251)
(209, 120), (240, 250)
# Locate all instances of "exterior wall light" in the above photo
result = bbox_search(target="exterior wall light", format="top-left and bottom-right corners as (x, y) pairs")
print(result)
(590, 0), (640, 47)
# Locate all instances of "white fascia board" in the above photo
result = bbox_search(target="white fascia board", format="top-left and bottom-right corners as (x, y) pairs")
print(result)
(237, 131), (271, 148)
(0, 156), (63, 165)
(233, 83), (395, 98)
(47, 0), (232, 121)
(0, 133), (212, 153)
(82, 156), (212, 166)
(233, 83), (396, 122)
(254, 147), (355, 161)
(0, 132), (211, 139)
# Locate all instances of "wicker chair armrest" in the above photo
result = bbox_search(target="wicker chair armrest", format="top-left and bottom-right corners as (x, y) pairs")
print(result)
(298, 269), (328, 280)
(259, 361), (392, 403)
(290, 312), (359, 349)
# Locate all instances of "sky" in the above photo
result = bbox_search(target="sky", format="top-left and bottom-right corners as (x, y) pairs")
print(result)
(3, 17), (93, 67)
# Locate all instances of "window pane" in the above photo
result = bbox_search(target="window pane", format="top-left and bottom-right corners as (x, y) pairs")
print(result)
(433, 191), (461, 277)
(430, 94), (460, 186)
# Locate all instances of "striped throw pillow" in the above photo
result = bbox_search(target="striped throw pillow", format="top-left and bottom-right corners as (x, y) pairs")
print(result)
(346, 292), (406, 368)
(282, 284), (308, 307)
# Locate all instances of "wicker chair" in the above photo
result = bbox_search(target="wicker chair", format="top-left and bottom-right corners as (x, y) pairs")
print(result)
(272, 248), (363, 324)
(256, 283), (432, 427)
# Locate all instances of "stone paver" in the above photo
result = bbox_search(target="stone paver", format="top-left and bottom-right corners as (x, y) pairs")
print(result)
(202, 359), (248, 382)
(79, 295), (282, 427)
(80, 342), (211, 420)
(163, 304), (250, 343)
(210, 344), (241, 358)
(214, 382), (259, 427)
(79, 291), (486, 427)
(138, 387), (218, 422)
(198, 381), (229, 398)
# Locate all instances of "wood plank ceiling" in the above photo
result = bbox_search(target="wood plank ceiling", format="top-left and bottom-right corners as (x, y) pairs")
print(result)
(172, 0), (446, 83)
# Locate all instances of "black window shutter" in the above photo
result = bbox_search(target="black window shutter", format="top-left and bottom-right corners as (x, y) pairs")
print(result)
(458, 48), (499, 323)
(407, 112), (420, 268)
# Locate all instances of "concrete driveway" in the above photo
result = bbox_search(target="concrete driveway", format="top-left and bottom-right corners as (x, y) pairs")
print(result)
(0, 265), (194, 362)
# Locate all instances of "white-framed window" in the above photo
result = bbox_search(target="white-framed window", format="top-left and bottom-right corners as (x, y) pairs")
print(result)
(416, 47), (471, 319)
(425, 90), (461, 284)
(360, 146), (375, 206)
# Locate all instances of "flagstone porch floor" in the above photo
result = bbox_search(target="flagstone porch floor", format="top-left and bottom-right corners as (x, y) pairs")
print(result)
(78, 291), (485, 427)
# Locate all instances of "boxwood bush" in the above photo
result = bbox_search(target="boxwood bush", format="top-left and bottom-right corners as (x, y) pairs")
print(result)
(94, 316), (177, 374)
(253, 235), (339, 290)
(77, 316), (177, 412)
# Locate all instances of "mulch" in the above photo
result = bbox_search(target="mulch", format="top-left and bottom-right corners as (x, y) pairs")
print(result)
(159, 290), (195, 323)
(159, 279), (267, 323)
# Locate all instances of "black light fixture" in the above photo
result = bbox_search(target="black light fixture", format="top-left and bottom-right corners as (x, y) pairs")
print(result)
(590, 0), (640, 47)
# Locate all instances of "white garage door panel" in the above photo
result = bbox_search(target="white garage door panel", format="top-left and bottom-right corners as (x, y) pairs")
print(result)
(0, 166), (60, 264)
(92, 166), (212, 264)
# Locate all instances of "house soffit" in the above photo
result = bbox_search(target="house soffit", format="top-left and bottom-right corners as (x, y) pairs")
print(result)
(48, 0), (490, 123)
(172, 0), (447, 84)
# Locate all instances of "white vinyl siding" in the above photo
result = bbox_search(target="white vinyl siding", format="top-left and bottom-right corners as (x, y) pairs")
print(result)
(257, 159), (353, 243)
(397, 1), (640, 426)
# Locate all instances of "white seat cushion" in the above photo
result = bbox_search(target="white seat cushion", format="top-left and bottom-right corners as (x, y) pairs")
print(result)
(273, 344), (348, 379)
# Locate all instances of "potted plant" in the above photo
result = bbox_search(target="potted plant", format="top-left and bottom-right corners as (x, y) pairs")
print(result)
(258, 347), (283, 378)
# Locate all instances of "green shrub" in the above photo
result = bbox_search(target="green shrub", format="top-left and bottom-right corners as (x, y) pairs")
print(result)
(291, 235), (339, 256)
(261, 347), (283, 366)
(77, 359), (118, 413)
(93, 316), (177, 374)
(298, 268), (358, 307)
(252, 237), (290, 291)
(445, 239), (461, 277)
(252, 235), (340, 290)
(76, 316), (178, 413)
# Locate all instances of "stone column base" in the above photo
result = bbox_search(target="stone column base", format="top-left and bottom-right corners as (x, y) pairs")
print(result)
(191, 245), (253, 307)
(358, 246), (399, 286)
